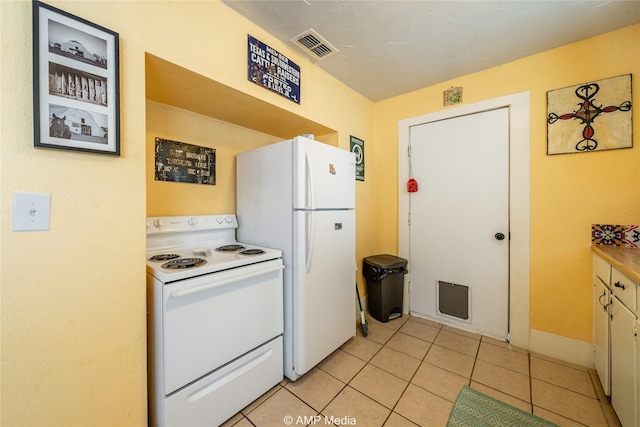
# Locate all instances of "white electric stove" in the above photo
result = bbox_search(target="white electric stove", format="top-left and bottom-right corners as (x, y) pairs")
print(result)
(146, 214), (282, 282)
(146, 214), (284, 427)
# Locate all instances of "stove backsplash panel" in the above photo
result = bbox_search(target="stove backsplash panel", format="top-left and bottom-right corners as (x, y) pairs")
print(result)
(592, 224), (639, 248)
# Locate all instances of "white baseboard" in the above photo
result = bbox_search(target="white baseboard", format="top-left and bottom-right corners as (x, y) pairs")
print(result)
(355, 299), (594, 370)
(529, 329), (594, 369)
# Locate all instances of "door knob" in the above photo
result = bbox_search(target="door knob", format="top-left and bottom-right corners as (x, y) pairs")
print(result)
(495, 233), (505, 240)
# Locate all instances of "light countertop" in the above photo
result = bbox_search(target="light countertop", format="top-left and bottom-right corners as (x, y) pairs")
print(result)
(592, 245), (640, 284)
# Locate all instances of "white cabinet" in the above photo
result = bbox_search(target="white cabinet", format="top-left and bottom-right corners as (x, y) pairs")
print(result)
(636, 318), (640, 427)
(593, 274), (610, 394)
(593, 254), (612, 394)
(609, 296), (637, 427)
(592, 252), (639, 427)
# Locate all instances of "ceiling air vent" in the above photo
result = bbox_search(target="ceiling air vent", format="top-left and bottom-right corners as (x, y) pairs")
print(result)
(290, 28), (339, 62)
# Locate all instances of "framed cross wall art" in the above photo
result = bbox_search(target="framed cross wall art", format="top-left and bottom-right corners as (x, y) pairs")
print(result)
(33, 1), (120, 155)
(546, 74), (632, 155)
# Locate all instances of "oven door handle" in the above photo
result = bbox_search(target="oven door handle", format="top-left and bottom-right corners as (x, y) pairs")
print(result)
(170, 265), (284, 298)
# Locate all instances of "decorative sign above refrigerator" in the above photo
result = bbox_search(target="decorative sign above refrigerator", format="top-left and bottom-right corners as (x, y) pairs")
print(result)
(248, 35), (301, 104)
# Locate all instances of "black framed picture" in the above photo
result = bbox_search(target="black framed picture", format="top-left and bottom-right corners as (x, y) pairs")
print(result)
(33, 1), (120, 155)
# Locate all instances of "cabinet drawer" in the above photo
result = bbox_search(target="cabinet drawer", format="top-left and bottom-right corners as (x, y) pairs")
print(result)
(593, 254), (611, 287)
(611, 267), (637, 312)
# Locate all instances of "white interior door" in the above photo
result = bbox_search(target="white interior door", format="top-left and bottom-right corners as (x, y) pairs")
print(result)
(408, 107), (509, 340)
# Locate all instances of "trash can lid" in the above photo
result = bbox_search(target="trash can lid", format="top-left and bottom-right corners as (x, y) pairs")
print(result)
(364, 254), (407, 269)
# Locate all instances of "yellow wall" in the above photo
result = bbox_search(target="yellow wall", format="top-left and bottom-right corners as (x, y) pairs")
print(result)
(1, 1), (148, 425)
(2, 0), (638, 423)
(1, 1), (374, 425)
(373, 24), (640, 343)
(146, 101), (280, 216)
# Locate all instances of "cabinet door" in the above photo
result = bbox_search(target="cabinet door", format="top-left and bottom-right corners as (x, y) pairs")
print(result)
(610, 297), (636, 427)
(594, 277), (610, 395)
(636, 319), (639, 427)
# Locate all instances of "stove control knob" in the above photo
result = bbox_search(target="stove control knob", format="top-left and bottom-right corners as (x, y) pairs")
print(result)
(187, 217), (198, 227)
(225, 216), (233, 223)
(216, 217), (224, 224)
(153, 219), (163, 228)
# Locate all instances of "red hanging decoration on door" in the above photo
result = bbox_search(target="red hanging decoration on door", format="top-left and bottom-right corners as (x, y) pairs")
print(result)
(407, 178), (418, 193)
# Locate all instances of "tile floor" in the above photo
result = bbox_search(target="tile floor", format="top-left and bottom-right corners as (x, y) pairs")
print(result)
(222, 315), (621, 427)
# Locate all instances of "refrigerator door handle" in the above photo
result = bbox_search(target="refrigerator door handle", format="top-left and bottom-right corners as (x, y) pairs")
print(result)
(305, 211), (314, 273)
(305, 146), (314, 209)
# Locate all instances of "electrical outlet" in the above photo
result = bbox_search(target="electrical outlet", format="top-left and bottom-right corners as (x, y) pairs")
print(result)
(13, 192), (51, 231)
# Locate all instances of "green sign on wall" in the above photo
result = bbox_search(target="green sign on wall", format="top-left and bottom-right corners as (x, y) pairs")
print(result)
(350, 135), (364, 181)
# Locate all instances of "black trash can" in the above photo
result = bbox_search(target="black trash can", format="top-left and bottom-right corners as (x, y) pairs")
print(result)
(363, 254), (408, 323)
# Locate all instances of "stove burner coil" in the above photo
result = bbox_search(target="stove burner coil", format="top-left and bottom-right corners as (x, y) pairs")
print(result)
(161, 257), (207, 269)
(216, 244), (246, 252)
(240, 249), (265, 256)
(149, 254), (181, 261)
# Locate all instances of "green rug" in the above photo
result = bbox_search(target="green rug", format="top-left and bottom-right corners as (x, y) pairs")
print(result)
(447, 386), (559, 427)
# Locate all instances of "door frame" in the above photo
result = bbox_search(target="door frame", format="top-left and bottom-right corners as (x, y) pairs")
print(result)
(398, 91), (530, 348)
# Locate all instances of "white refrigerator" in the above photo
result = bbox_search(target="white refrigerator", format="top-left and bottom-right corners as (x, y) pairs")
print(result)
(237, 135), (356, 380)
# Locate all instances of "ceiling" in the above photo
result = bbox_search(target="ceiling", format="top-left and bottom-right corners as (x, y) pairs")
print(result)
(222, 0), (640, 102)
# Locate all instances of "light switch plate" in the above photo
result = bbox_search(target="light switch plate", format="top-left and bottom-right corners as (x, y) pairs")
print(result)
(13, 192), (51, 231)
